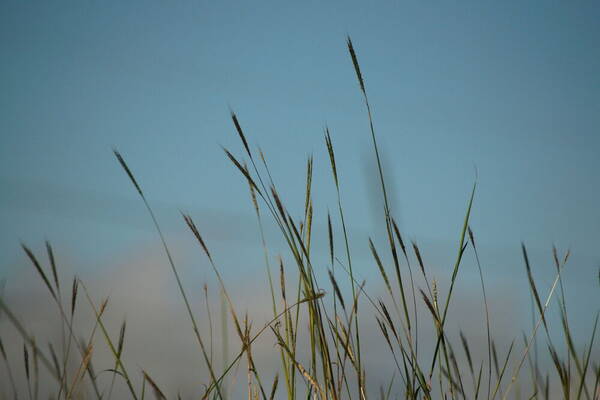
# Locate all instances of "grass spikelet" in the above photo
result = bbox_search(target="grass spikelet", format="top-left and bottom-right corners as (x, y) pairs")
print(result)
(522, 243), (546, 329)
(71, 276), (79, 316)
(271, 186), (287, 221)
(459, 331), (474, 377)
(369, 238), (392, 295)
(24, 343), (33, 400)
(182, 213), (213, 263)
(279, 258), (287, 302)
(143, 370), (167, 400)
(378, 300), (399, 343)
(304, 155), (313, 218)
(346, 36), (365, 95)
(23, 343), (30, 381)
(223, 147), (261, 194)
(325, 128), (338, 187)
(327, 211), (334, 266)
(0, 337), (6, 360)
(117, 320), (127, 359)
(113, 150), (143, 197)
(412, 242), (427, 279)
(22, 244), (56, 301)
(391, 218), (407, 259)
(248, 164), (260, 216)
(45, 241), (60, 293)
(420, 289), (439, 326)
(231, 111), (252, 159)
(492, 340), (500, 380)
(328, 270), (345, 310)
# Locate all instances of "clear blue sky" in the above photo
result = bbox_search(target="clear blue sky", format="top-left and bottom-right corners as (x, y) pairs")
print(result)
(1, 1), (598, 326)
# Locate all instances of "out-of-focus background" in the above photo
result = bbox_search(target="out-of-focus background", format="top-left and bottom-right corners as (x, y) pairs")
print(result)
(1, 1), (599, 397)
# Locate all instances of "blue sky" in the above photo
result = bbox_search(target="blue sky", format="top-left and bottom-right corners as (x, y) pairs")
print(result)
(1, 0), (599, 342)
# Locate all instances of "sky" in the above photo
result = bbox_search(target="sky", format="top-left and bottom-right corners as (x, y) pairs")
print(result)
(0, 0), (599, 396)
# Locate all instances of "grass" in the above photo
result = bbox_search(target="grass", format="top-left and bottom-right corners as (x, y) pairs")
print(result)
(1, 37), (599, 399)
